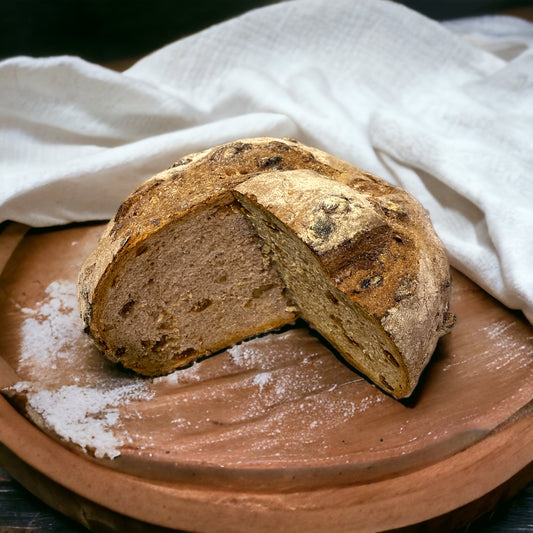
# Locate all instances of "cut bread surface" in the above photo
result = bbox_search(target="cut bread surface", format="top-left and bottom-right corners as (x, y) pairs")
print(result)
(234, 171), (410, 396)
(87, 195), (298, 375)
(78, 137), (453, 398)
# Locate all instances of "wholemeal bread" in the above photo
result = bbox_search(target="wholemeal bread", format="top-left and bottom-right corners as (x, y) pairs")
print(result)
(78, 137), (454, 398)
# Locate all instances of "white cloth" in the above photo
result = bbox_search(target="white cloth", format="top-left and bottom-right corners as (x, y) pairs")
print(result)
(1, 0), (532, 323)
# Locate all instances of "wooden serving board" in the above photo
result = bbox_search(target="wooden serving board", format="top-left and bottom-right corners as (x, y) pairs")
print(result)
(0, 222), (532, 532)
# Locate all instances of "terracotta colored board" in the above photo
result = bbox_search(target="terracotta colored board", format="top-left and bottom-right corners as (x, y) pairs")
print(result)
(0, 223), (532, 532)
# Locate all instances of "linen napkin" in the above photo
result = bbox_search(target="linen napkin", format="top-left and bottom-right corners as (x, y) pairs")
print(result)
(0, 0), (532, 323)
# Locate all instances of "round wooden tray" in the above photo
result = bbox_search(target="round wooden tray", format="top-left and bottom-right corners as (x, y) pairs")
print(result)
(0, 222), (532, 532)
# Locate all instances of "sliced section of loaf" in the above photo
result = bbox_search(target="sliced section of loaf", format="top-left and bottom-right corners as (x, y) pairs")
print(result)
(78, 191), (298, 376)
(78, 137), (453, 397)
(234, 170), (451, 397)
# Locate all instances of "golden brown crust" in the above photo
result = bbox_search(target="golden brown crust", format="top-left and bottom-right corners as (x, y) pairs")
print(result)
(77, 137), (453, 394)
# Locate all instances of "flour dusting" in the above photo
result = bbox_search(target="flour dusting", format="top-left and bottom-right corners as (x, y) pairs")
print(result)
(253, 372), (271, 389)
(11, 280), (154, 459)
(19, 280), (91, 372)
(13, 380), (153, 459)
(479, 320), (533, 372)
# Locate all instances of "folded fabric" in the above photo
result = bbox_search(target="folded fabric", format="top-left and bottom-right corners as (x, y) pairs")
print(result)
(0, 0), (532, 323)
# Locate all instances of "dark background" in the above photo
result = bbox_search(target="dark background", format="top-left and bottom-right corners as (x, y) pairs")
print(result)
(1, 0), (532, 64)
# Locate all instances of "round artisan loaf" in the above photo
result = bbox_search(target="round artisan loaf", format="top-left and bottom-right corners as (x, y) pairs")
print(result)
(77, 137), (454, 398)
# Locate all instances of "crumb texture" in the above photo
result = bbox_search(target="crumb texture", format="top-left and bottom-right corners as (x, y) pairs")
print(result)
(94, 199), (295, 375)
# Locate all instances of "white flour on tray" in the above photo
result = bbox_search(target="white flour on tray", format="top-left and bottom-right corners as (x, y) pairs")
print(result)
(9, 279), (155, 459)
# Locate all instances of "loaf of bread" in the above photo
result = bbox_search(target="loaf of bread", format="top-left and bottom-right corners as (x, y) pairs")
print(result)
(78, 138), (454, 398)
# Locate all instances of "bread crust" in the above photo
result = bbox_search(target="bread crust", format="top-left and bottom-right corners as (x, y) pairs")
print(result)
(234, 170), (452, 397)
(78, 137), (453, 395)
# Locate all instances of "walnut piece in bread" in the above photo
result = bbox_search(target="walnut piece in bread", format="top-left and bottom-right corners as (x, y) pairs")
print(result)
(77, 137), (453, 398)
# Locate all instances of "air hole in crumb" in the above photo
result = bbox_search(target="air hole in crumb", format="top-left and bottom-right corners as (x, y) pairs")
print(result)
(151, 335), (168, 353)
(115, 347), (126, 358)
(343, 332), (361, 348)
(325, 290), (339, 305)
(380, 375), (394, 391)
(119, 299), (135, 316)
(266, 221), (281, 233)
(252, 284), (274, 298)
(173, 348), (197, 361)
(217, 274), (228, 283)
(384, 350), (400, 367)
(190, 298), (213, 312)
(329, 313), (342, 324)
(156, 311), (172, 330)
(135, 244), (148, 256)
